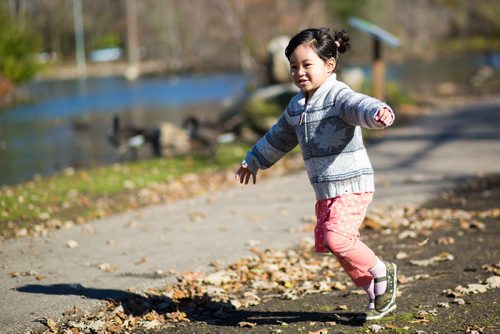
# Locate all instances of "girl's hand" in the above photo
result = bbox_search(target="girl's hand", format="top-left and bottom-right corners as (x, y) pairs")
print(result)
(236, 162), (256, 185)
(375, 107), (394, 126)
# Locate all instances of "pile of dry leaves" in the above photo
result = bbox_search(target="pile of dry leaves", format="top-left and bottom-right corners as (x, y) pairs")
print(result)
(35, 238), (352, 333)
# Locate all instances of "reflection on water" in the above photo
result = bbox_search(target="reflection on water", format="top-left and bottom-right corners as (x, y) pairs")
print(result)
(0, 73), (249, 185)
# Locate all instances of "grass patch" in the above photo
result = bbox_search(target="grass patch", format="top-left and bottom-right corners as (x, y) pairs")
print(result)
(0, 142), (249, 238)
(378, 311), (415, 323)
(0, 141), (304, 239)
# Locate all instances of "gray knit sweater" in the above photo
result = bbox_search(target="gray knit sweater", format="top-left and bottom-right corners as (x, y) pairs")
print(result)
(243, 73), (394, 200)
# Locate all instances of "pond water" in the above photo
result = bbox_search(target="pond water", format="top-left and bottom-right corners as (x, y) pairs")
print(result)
(0, 52), (498, 186)
(0, 73), (250, 185)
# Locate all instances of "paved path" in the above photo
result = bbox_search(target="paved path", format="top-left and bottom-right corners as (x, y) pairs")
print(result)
(1, 96), (500, 334)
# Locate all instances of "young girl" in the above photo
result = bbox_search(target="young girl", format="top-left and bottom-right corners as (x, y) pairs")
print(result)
(236, 28), (397, 320)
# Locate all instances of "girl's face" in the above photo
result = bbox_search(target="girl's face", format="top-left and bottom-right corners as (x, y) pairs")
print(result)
(289, 43), (335, 99)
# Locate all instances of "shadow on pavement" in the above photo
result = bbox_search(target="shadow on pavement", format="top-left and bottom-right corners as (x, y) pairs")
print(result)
(16, 283), (367, 327)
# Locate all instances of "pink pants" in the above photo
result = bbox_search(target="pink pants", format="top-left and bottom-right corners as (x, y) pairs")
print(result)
(314, 192), (376, 287)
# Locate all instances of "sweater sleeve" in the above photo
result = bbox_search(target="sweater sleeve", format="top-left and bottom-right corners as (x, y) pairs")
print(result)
(243, 111), (298, 174)
(336, 82), (395, 129)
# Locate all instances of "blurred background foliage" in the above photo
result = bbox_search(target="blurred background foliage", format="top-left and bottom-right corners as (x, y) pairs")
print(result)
(0, 6), (40, 83)
(0, 0), (499, 84)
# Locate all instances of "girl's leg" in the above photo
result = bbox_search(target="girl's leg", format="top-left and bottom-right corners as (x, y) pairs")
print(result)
(321, 192), (377, 287)
(369, 257), (388, 296)
(325, 230), (377, 287)
(363, 279), (375, 310)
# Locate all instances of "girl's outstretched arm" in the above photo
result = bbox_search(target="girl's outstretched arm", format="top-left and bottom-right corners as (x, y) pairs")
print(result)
(336, 82), (395, 129)
(236, 162), (257, 185)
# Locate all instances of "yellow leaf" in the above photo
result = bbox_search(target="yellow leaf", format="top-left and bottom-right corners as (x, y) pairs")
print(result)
(309, 328), (328, 334)
(46, 318), (58, 331)
(238, 321), (257, 328)
(417, 238), (429, 247)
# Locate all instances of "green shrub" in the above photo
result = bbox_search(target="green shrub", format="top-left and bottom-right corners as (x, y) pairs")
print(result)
(92, 33), (122, 50)
(0, 9), (41, 83)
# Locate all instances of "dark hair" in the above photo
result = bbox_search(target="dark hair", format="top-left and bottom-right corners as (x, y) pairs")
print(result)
(285, 28), (350, 63)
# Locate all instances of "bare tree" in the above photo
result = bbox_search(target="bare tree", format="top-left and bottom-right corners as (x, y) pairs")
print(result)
(215, 0), (258, 73)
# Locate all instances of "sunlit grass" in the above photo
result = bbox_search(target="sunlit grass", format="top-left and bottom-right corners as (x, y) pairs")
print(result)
(0, 142), (249, 236)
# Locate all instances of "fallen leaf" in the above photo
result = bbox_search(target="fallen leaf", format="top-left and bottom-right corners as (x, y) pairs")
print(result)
(9, 270), (37, 278)
(482, 263), (500, 275)
(45, 318), (58, 331)
(82, 225), (96, 235)
(368, 324), (384, 333)
(437, 236), (455, 245)
(396, 251), (408, 260)
(188, 211), (206, 222)
(410, 319), (430, 324)
(414, 309), (437, 320)
(87, 319), (105, 331)
(166, 311), (188, 322)
(204, 270), (235, 286)
(465, 323), (485, 334)
(485, 275), (500, 289)
(398, 230), (417, 240)
(398, 274), (430, 284)
(460, 220), (486, 230)
(410, 252), (454, 266)
(363, 216), (383, 230)
(456, 283), (488, 294)
(66, 240), (79, 248)
(141, 319), (161, 329)
(98, 263), (117, 273)
(331, 282), (347, 290)
(248, 213), (268, 222)
(238, 321), (257, 328)
(417, 238), (429, 247)
(308, 328), (328, 334)
(15, 228), (28, 237)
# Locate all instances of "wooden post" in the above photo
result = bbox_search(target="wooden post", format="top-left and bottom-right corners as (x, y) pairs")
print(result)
(348, 17), (399, 101)
(372, 37), (385, 101)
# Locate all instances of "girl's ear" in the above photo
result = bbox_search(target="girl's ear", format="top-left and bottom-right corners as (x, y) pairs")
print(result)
(326, 58), (336, 73)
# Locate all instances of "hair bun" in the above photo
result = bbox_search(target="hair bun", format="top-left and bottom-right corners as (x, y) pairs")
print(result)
(334, 30), (350, 54)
